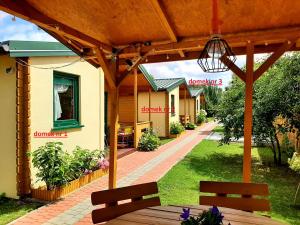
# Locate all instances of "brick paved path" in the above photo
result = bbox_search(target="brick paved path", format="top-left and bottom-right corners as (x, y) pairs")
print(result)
(10, 122), (216, 225)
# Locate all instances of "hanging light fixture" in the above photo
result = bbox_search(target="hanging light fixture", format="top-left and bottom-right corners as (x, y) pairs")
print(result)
(197, 0), (236, 73)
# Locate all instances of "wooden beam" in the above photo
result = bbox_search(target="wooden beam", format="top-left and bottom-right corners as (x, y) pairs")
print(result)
(121, 26), (300, 56)
(117, 50), (154, 87)
(133, 69), (138, 148)
(243, 42), (254, 183)
(150, 0), (177, 42)
(253, 40), (295, 81)
(0, 0), (112, 52)
(149, 0), (185, 58)
(220, 56), (246, 82)
(95, 48), (116, 90)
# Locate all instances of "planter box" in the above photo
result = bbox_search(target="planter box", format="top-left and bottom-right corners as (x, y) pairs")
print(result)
(31, 169), (107, 201)
(169, 131), (186, 138)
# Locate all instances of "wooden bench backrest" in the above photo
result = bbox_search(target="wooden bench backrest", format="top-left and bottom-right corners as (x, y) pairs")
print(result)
(199, 181), (270, 212)
(91, 182), (161, 224)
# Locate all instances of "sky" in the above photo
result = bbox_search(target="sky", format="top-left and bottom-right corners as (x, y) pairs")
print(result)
(0, 11), (265, 88)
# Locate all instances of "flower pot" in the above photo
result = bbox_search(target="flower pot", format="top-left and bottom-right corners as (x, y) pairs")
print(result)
(31, 169), (107, 201)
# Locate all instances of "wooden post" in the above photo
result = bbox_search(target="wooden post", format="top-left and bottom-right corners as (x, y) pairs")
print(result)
(243, 42), (254, 183)
(184, 89), (187, 124)
(148, 88), (151, 121)
(108, 86), (119, 189)
(133, 69), (138, 148)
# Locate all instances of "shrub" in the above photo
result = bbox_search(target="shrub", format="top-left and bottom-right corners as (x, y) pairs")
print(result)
(185, 123), (196, 130)
(289, 152), (300, 174)
(170, 122), (185, 135)
(197, 109), (207, 124)
(31, 142), (107, 190)
(31, 142), (69, 190)
(68, 147), (106, 180)
(138, 129), (160, 151)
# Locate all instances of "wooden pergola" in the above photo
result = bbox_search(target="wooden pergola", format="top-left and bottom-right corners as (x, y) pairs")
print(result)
(2, 0), (300, 193)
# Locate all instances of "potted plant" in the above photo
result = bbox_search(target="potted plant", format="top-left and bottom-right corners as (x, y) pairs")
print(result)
(138, 129), (160, 152)
(180, 206), (230, 225)
(197, 109), (207, 125)
(170, 122), (185, 138)
(30, 142), (108, 201)
(185, 123), (197, 130)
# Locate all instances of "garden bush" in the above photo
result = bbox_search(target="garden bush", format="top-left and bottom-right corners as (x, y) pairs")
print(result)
(30, 142), (107, 190)
(185, 123), (196, 130)
(289, 152), (300, 174)
(196, 109), (207, 124)
(138, 129), (160, 151)
(170, 122), (185, 135)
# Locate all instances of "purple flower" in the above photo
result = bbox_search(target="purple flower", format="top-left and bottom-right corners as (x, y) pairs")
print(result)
(180, 208), (190, 221)
(211, 206), (219, 215)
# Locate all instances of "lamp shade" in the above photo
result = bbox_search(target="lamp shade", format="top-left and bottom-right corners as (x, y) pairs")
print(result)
(197, 36), (236, 73)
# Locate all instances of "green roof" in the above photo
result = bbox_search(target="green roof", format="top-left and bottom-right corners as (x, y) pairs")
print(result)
(1, 40), (77, 57)
(139, 65), (188, 92)
(188, 88), (204, 97)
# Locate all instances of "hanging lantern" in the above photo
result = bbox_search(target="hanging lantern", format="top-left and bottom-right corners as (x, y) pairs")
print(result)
(197, 0), (236, 73)
(197, 35), (236, 73)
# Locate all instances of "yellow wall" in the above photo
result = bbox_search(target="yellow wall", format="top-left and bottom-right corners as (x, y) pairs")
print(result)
(149, 92), (166, 136)
(0, 56), (17, 198)
(119, 95), (134, 122)
(29, 56), (104, 186)
(138, 92), (150, 122)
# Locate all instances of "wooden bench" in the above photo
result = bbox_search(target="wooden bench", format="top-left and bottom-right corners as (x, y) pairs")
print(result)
(199, 181), (270, 212)
(91, 182), (161, 224)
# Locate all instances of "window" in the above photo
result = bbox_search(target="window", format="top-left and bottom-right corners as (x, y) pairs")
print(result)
(197, 99), (199, 111)
(53, 71), (81, 129)
(171, 94), (175, 116)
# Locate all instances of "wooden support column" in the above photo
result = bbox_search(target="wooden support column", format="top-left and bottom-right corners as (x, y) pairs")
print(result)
(184, 89), (187, 124)
(133, 69), (138, 148)
(108, 86), (119, 189)
(16, 58), (31, 196)
(148, 88), (151, 121)
(243, 42), (254, 183)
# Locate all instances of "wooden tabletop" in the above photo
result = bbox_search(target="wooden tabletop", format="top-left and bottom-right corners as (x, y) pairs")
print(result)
(105, 205), (284, 225)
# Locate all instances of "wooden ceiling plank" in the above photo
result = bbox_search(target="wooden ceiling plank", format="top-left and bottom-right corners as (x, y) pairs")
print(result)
(95, 48), (116, 90)
(220, 56), (246, 82)
(0, 0), (112, 53)
(253, 40), (296, 81)
(149, 0), (185, 57)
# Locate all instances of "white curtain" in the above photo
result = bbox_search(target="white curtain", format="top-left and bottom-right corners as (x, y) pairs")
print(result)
(54, 84), (69, 120)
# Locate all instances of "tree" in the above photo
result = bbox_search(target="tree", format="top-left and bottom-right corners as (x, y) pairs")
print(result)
(203, 85), (223, 117)
(216, 53), (300, 166)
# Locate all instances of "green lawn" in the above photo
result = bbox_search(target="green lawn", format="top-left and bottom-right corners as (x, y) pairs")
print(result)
(160, 137), (175, 145)
(0, 198), (42, 225)
(212, 125), (224, 133)
(158, 140), (300, 225)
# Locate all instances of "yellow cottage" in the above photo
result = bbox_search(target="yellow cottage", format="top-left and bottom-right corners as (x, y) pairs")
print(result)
(0, 40), (105, 198)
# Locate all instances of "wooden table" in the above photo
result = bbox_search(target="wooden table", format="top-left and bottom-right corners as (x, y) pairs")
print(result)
(105, 205), (284, 225)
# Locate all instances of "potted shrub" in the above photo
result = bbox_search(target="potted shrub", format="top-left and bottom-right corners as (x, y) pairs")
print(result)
(170, 122), (185, 138)
(138, 129), (160, 152)
(185, 123), (197, 130)
(197, 109), (207, 125)
(30, 142), (108, 201)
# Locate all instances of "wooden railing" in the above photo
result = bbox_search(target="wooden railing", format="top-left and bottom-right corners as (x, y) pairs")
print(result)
(134, 121), (152, 148)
